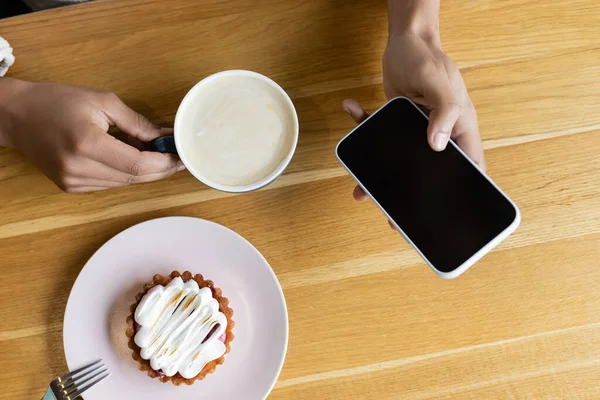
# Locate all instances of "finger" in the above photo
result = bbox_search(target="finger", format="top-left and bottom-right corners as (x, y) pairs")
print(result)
(90, 130), (181, 177)
(343, 99), (369, 124)
(126, 135), (145, 151)
(388, 220), (397, 230)
(69, 175), (129, 188)
(53, 166), (125, 192)
(452, 103), (486, 171)
(90, 153), (182, 184)
(100, 93), (169, 142)
(353, 185), (369, 201)
(68, 158), (176, 186)
(65, 186), (111, 194)
(456, 134), (486, 172)
(70, 162), (181, 187)
(422, 70), (460, 152)
(116, 164), (181, 184)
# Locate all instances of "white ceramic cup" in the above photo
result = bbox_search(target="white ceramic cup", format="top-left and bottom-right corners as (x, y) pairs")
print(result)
(150, 70), (299, 193)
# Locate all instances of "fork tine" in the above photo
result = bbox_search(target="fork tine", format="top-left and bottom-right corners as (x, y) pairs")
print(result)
(62, 365), (106, 392)
(65, 371), (110, 400)
(63, 366), (107, 396)
(58, 359), (102, 382)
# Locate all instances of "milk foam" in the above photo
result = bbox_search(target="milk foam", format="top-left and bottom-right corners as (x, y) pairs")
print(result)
(179, 75), (296, 187)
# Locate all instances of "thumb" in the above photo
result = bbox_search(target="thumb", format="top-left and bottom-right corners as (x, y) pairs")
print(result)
(100, 92), (165, 142)
(422, 74), (460, 152)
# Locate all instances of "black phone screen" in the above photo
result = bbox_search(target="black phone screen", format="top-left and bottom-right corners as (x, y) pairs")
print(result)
(336, 98), (518, 273)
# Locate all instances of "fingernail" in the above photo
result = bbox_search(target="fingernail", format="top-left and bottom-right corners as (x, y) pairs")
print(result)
(434, 133), (448, 151)
(177, 162), (186, 171)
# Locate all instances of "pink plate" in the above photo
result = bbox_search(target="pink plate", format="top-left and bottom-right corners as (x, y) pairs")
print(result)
(63, 217), (288, 400)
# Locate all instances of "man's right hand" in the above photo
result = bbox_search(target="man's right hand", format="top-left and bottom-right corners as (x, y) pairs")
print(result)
(0, 79), (183, 193)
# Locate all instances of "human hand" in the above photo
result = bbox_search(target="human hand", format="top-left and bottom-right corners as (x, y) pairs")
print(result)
(382, 31), (484, 168)
(343, 26), (484, 206)
(0, 79), (182, 193)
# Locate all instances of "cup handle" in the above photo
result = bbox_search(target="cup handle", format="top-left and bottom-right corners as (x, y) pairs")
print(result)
(148, 136), (178, 154)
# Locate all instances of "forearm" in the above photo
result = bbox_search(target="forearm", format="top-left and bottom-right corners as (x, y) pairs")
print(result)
(0, 79), (12, 147)
(0, 78), (29, 148)
(387, 0), (440, 44)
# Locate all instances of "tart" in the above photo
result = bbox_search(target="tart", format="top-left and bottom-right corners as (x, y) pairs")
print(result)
(126, 270), (234, 385)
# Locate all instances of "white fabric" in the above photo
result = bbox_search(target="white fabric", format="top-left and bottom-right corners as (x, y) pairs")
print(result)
(0, 37), (15, 77)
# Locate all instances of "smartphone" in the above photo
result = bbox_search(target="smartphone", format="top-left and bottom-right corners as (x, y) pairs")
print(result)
(336, 97), (520, 279)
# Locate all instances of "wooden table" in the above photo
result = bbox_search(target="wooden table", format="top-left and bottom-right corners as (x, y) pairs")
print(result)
(1, 0), (600, 398)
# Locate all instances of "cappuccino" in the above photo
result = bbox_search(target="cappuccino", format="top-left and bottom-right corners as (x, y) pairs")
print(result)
(177, 73), (297, 188)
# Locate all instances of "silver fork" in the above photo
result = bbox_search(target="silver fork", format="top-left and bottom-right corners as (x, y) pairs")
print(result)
(42, 360), (109, 400)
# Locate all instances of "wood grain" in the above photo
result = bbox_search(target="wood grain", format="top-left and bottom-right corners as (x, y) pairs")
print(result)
(1, 0), (600, 398)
